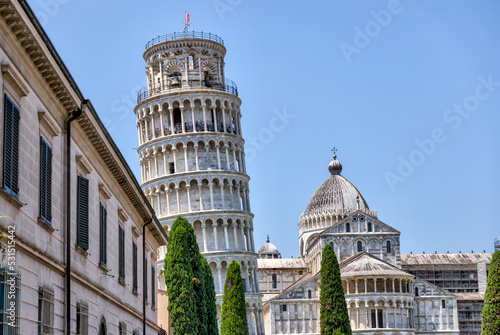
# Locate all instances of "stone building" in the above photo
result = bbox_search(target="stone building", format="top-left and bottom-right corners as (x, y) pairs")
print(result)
(402, 253), (491, 334)
(0, 0), (167, 334)
(134, 31), (264, 334)
(258, 155), (492, 335)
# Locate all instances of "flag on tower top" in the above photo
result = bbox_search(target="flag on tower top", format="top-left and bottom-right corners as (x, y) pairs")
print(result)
(185, 13), (190, 25)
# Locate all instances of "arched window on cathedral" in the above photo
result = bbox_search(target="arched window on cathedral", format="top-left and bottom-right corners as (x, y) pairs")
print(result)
(330, 242), (334, 249)
(308, 290), (312, 299)
(357, 241), (363, 252)
(346, 222), (351, 232)
(368, 222), (372, 232)
(272, 274), (277, 289)
(387, 241), (392, 253)
(415, 287), (419, 296)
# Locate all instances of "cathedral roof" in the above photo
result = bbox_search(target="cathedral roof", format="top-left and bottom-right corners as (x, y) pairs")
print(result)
(401, 253), (492, 266)
(454, 292), (485, 301)
(258, 242), (280, 254)
(258, 236), (281, 256)
(304, 156), (369, 216)
(257, 258), (308, 269)
(340, 252), (413, 278)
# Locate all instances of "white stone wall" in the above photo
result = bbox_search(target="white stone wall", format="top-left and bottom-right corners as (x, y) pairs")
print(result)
(141, 37), (264, 334)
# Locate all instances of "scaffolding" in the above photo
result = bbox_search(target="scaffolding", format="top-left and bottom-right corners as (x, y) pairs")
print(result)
(405, 266), (479, 292)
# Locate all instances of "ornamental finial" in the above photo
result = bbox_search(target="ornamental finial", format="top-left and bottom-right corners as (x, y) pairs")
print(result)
(331, 147), (338, 160)
(328, 148), (342, 175)
(266, 234), (270, 243)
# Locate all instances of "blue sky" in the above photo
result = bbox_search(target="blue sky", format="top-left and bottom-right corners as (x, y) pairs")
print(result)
(27, 0), (500, 258)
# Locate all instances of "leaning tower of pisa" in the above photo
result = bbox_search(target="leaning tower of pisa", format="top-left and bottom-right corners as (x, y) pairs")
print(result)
(134, 31), (264, 334)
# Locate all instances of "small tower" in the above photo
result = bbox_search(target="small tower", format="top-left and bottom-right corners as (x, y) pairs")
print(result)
(134, 31), (264, 334)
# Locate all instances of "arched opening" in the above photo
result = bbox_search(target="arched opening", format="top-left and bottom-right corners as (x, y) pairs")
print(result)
(203, 67), (212, 87)
(167, 67), (182, 87)
(308, 289), (312, 299)
(272, 273), (277, 289)
(368, 222), (372, 232)
(99, 316), (107, 335)
(188, 55), (194, 70)
(415, 287), (419, 296)
(173, 108), (182, 132)
(357, 241), (363, 252)
(387, 241), (392, 253)
(346, 222), (351, 232)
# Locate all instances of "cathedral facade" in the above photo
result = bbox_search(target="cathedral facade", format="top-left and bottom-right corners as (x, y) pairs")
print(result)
(258, 156), (491, 335)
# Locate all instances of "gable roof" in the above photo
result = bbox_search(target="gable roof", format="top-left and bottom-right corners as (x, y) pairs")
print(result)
(265, 271), (320, 305)
(340, 252), (413, 278)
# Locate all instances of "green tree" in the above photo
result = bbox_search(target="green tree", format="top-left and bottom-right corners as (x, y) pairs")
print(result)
(165, 217), (197, 334)
(482, 250), (500, 335)
(319, 244), (351, 335)
(202, 256), (219, 335)
(183, 224), (207, 335)
(221, 260), (248, 335)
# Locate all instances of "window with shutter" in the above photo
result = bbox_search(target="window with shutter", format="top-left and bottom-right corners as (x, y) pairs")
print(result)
(76, 301), (88, 335)
(38, 286), (54, 335)
(2, 94), (20, 198)
(118, 321), (127, 335)
(132, 242), (138, 292)
(99, 203), (107, 266)
(0, 272), (20, 333)
(145, 258), (148, 301)
(39, 138), (52, 224)
(119, 226), (125, 282)
(77, 176), (89, 250)
(151, 265), (156, 307)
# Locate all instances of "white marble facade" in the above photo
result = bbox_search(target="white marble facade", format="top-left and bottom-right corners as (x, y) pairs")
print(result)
(137, 32), (265, 334)
(257, 156), (485, 335)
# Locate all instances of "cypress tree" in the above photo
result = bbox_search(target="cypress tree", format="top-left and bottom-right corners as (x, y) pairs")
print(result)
(202, 255), (219, 335)
(184, 223), (207, 335)
(165, 218), (197, 334)
(482, 250), (500, 335)
(221, 260), (249, 335)
(319, 243), (351, 335)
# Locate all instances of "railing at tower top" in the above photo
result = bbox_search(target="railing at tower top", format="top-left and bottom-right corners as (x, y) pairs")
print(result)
(137, 78), (238, 104)
(145, 31), (224, 49)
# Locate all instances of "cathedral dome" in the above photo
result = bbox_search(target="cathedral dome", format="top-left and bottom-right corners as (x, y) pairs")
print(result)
(304, 156), (368, 215)
(258, 236), (281, 259)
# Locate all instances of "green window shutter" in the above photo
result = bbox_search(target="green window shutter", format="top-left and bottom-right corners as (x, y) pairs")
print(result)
(145, 258), (148, 301)
(119, 226), (125, 281)
(39, 138), (52, 223)
(77, 176), (89, 250)
(99, 203), (107, 266)
(132, 242), (138, 292)
(3, 94), (20, 197)
(151, 266), (155, 307)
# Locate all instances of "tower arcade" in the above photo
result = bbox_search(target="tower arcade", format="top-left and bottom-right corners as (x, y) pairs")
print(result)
(134, 31), (264, 334)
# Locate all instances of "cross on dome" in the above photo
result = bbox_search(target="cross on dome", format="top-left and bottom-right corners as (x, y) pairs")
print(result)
(331, 147), (338, 160)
